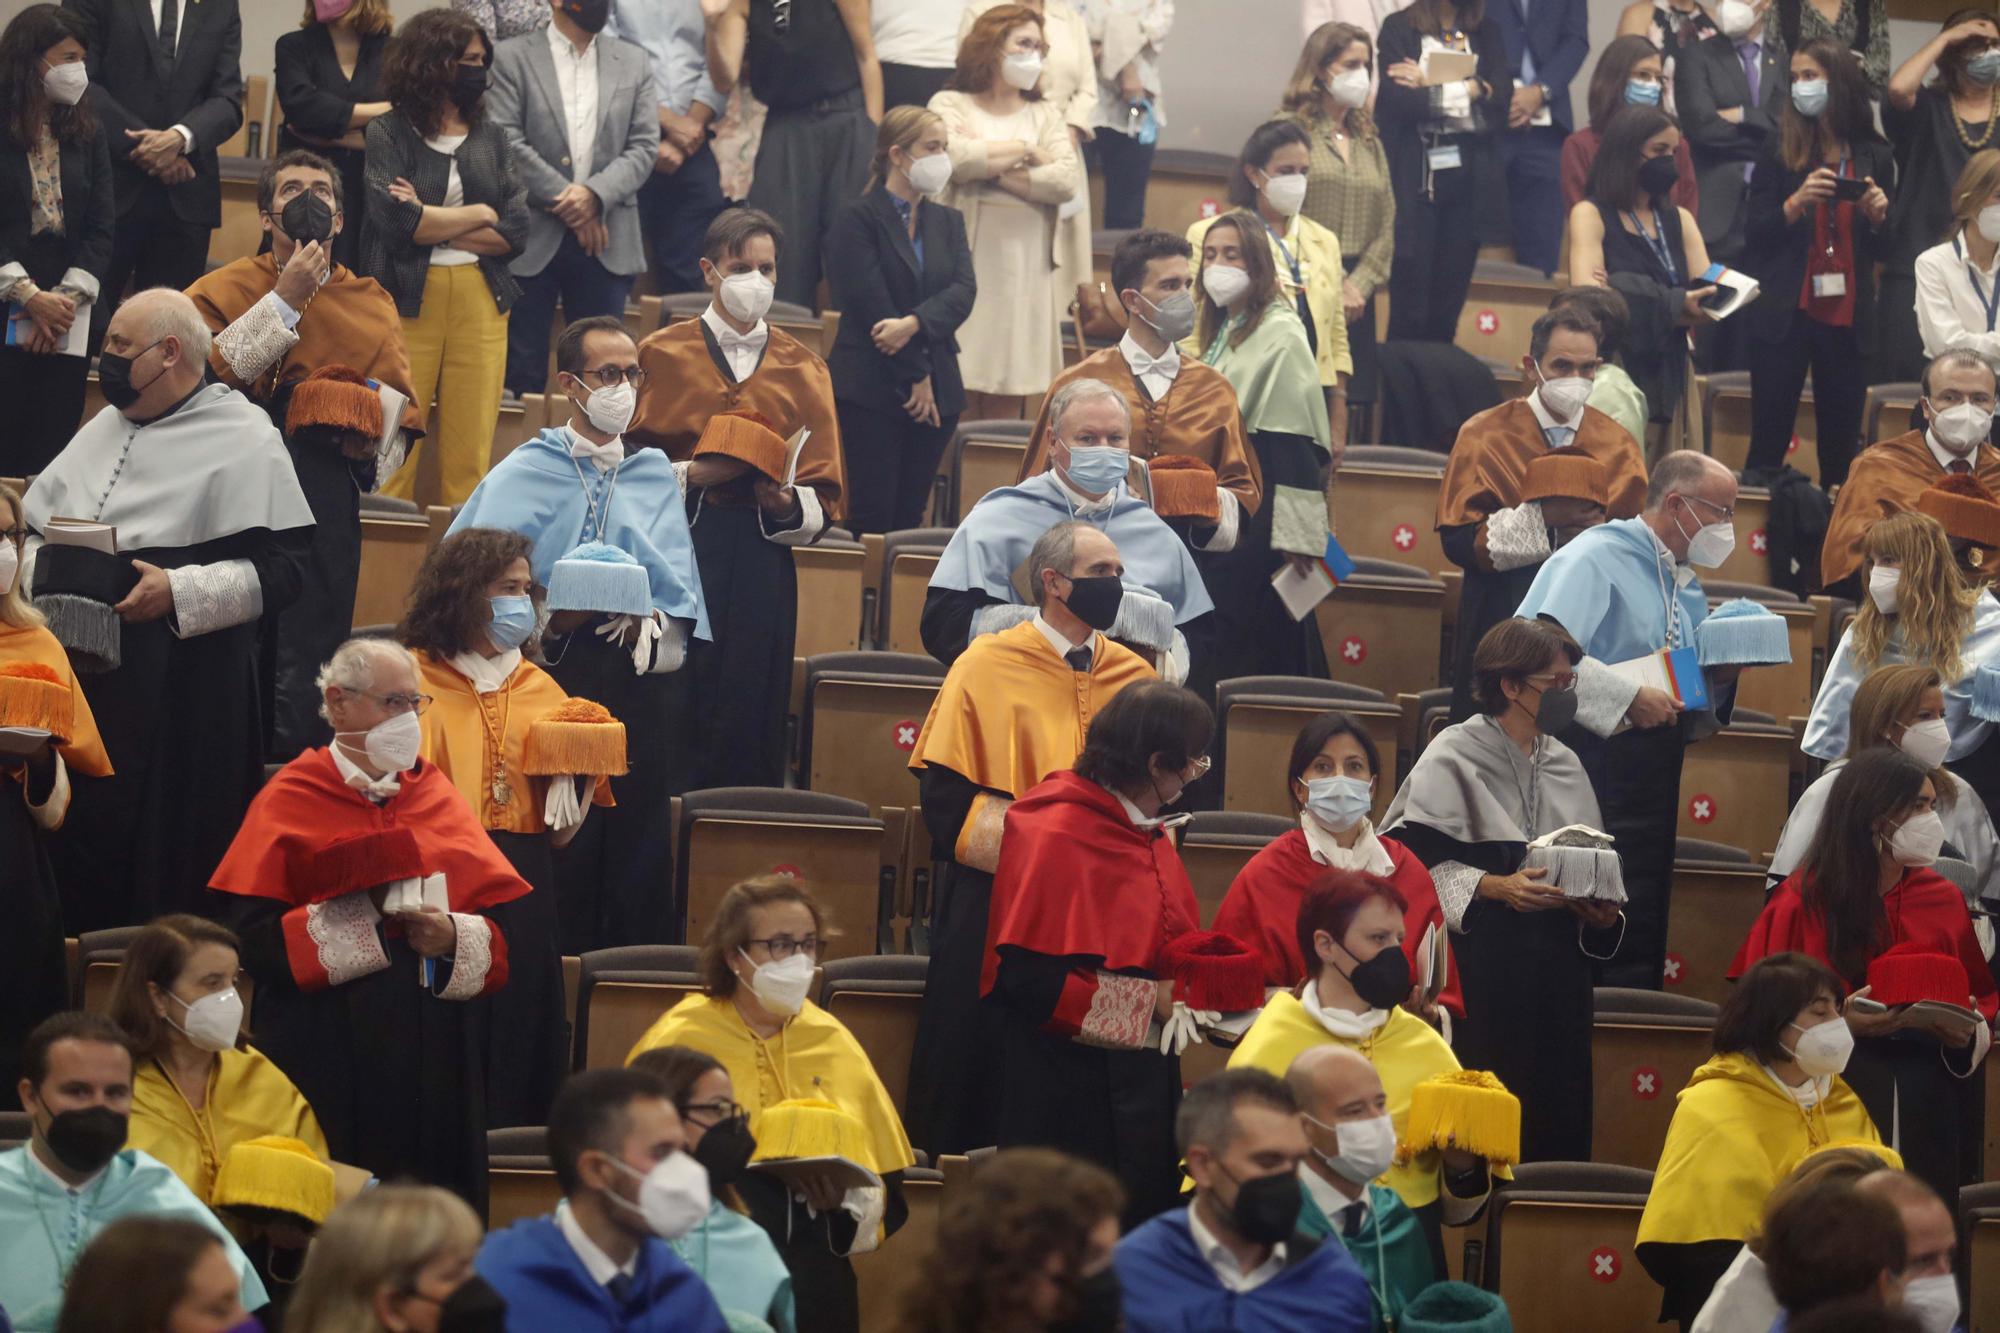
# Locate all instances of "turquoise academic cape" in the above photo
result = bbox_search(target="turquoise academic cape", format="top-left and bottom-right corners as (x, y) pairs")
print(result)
(1514, 517), (1711, 665)
(450, 428), (712, 639)
(930, 470), (1215, 625)
(671, 1201), (797, 1333)
(1297, 1181), (1437, 1333)
(1115, 1207), (1373, 1333)
(0, 1146), (268, 1331)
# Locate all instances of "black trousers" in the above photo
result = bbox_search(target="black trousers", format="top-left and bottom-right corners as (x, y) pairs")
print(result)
(745, 92), (874, 308)
(0, 345), (89, 475)
(835, 398), (956, 535)
(94, 185), (212, 345)
(881, 62), (952, 111)
(1343, 255), (1380, 406)
(1563, 720), (1687, 990)
(1745, 310), (1867, 485)
(1094, 128), (1155, 230)
(1387, 155), (1480, 343)
(638, 141), (729, 295)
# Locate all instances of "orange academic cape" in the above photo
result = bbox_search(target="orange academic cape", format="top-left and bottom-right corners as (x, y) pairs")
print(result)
(626, 319), (847, 520)
(415, 653), (613, 836)
(186, 255), (426, 435)
(209, 749), (529, 995)
(0, 622), (112, 784)
(1436, 398), (1648, 551)
(1016, 348), (1264, 516)
(1821, 432), (2000, 586)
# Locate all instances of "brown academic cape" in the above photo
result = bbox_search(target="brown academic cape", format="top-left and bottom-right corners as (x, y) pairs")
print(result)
(187, 255), (424, 434)
(1436, 398), (1648, 542)
(1821, 432), (2000, 587)
(1016, 348), (1264, 515)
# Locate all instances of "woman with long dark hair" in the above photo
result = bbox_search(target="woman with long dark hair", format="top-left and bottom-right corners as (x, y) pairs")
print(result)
(1560, 35), (1699, 210)
(275, 0), (395, 273)
(54, 1216), (249, 1333)
(1738, 36), (1893, 487)
(1732, 749), (1996, 1205)
(0, 3), (110, 476)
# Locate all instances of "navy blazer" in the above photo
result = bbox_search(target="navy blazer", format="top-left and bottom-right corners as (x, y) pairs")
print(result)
(1489, 0), (1590, 134)
(825, 187), (976, 417)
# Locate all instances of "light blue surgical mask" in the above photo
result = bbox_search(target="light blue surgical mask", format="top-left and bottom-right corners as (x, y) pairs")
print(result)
(1303, 774), (1374, 833)
(1062, 443), (1132, 496)
(1969, 48), (2000, 86)
(1624, 77), (1663, 106)
(1791, 79), (1828, 117)
(486, 594), (537, 651)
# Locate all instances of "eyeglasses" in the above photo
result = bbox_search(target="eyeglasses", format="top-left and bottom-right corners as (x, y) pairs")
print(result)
(1187, 755), (1213, 779)
(575, 365), (647, 388)
(351, 689), (433, 715)
(1525, 671), (1579, 691)
(682, 1097), (745, 1128)
(745, 934), (821, 960)
(1679, 492), (1736, 522)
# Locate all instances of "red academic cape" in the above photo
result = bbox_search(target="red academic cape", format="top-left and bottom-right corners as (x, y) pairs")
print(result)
(1211, 828), (1465, 1017)
(1730, 868), (1998, 1021)
(210, 749), (528, 995)
(980, 769), (1202, 1038)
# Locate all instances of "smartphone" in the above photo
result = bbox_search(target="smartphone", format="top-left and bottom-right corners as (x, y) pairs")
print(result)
(1830, 175), (1867, 202)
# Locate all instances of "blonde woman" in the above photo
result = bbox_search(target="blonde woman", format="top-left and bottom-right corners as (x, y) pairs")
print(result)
(1914, 148), (2000, 362)
(286, 1184), (500, 1332)
(275, 0), (395, 272)
(0, 480), (108, 1101)
(1805, 510), (2000, 763)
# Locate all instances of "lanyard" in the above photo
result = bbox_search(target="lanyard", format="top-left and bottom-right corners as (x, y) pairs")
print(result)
(1624, 208), (1680, 285)
(1819, 156), (1852, 259)
(1651, 543), (1686, 649)
(1263, 218), (1305, 289)
(1956, 235), (2000, 332)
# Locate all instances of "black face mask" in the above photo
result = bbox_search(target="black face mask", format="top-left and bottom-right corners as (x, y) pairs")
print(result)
(1337, 940), (1412, 1011)
(560, 0), (612, 32)
(1052, 1267), (1123, 1333)
(279, 191), (335, 246)
(1215, 1165), (1301, 1247)
(435, 1275), (508, 1333)
(1060, 574), (1124, 632)
(450, 64), (489, 110)
(692, 1113), (756, 1187)
(1636, 153), (1680, 199)
(41, 1104), (128, 1175)
(97, 339), (165, 411)
(1525, 682), (1578, 734)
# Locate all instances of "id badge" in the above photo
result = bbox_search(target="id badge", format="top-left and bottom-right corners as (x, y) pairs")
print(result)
(1427, 144), (1463, 172)
(1812, 272), (1847, 298)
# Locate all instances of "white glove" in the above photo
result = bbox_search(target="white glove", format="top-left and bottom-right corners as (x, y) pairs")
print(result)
(543, 775), (592, 831)
(1160, 1000), (1207, 1056)
(593, 612), (665, 674)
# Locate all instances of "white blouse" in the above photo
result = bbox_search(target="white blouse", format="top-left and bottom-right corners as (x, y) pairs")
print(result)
(1914, 233), (2000, 363)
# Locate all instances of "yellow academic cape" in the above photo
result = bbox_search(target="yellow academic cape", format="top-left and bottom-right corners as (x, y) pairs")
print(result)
(1636, 1051), (1883, 1247)
(627, 994), (916, 1177)
(1227, 993), (1463, 1207)
(126, 1046), (329, 1203)
(0, 622), (112, 783)
(416, 652), (614, 835)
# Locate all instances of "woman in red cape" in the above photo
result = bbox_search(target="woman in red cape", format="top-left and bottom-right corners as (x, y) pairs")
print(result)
(1213, 712), (1464, 1022)
(1731, 749), (1996, 1204)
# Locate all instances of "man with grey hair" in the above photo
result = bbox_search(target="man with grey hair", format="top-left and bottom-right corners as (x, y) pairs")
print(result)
(905, 517), (1158, 1155)
(925, 375), (1215, 691)
(210, 635), (529, 1208)
(1822, 348), (2000, 590)
(21, 286), (313, 931)
(1516, 450), (1745, 989)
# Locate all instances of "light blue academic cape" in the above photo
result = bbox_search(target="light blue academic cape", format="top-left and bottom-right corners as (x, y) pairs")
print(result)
(1516, 517), (1712, 664)
(930, 471), (1214, 625)
(0, 1146), (268, 1331)
(1802, 591), (2000, 762)
(671, 1200), (797, 1333)
(450, 428), (712, 640)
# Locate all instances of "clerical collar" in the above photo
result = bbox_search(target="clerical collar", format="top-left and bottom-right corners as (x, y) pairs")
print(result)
(450, 648), (520, 695)
(1298, 974), (1392, 1037)
(1925, 430), (1976, 472)
(1031, 611), (1095, 661)
(127, 380), (206, 429)
(1053, 467), (1119, 517)
(1646, 520), (1697, 588)
(1300, 810), (1394, 875)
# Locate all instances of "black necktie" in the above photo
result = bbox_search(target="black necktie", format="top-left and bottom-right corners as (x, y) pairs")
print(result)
(1951, 459), (1973, 475)
(1342, 1202), (1367, 1237)
(1065, 646), (1092, 672)
(606, 1273), (633, 1305)
(157, 0), (178, 60)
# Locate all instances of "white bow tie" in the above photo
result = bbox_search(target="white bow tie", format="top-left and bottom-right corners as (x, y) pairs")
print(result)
(346, 770), (401, 802)
(716, 326), (763, 350)
(1130, 347), (1180, 378)
(569, 436), (624, 470)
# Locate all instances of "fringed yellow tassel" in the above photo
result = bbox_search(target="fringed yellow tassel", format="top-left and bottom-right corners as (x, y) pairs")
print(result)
(0, 664), (72, 741)
(749, 1097), (870, 1163)
(523, 698), (629, 776)
(1394, 1070), (1522, 1167)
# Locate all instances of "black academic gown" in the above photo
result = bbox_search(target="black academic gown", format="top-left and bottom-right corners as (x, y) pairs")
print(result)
(484, 830), (567, 1129)
(0, 752), (68, 1108)
(735, 1170), (909, 1333)
(264, 423), (365, 762)
(1441, 525), (1541, 724)
(51, 525), (309, 933)
(1194, 431), (1329, 685)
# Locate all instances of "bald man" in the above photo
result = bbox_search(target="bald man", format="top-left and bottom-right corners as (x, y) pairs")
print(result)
(1287, 1046), (1443, 1331)
(21, 288), (313, 930)
(1854, 1171), (1959, 1333)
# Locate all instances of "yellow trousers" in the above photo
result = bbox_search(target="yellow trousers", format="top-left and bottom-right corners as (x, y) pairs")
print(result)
(382, 264), (510, 506)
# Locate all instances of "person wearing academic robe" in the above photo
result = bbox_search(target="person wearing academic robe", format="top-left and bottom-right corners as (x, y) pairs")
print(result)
(1513, 452), (1743, 992)
(1636, 953), (1890, 1329)
(1213, 710), (1462, 1020)
(626, 879), (916, 1333)
(405, 528), (619, 1129)
(1820, 349), (2000, 592)
(22, 290), (314, 934)
(0, 504), (109, 1109)
(982, 683), (1217, 1226)
(625, 208), (845, 791)
(1227, 870), (1489, 1271)
(1917, 471), (2000, 591)
(904, 521), (1156, 1157)
(209, 639), (529, 1213)
(1186, 212), (1333, 684)
(1438, 307), (1649, 722)
(452, 316), (709, 951)
(1286, 1046), (1445, 1331)
(923, 376), (1215, 687)
(1731, 749), (1997, 1205)
(1017, 228), (1263, 548)
(1, 1012), (269, 1331)
(1381, 616), (1619, 1161)
(1114, 1067), (1373, 1333)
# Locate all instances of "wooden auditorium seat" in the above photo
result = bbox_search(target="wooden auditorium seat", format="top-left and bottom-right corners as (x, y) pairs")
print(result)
(1328, 446), (1447, 579)
(1214, 678), (1401, 824)
(1451, 258), (1560, 370)
(572, 945), (700, 1071)
(1480, 1162), (1659, 1328)
(1861, 382), (1922, 446)
(1698, 371), (1820, 483)
(1676, 709), (1797, 858)
(852, 1164), (944, 1328)
(1590, 989), (1718, 1171)
(1701, 581), (1815, 724)
(1708, 485), (1773, 589)
(876, 528), (955, 655)
(1314, 556), (1447, 697)
(1958, 1183), (2000, 1331)
(354, 508), (437, 628)
(819, 954), (926, 1118)
(1179, 811), (1293, 927)
(1663, 840), (1768, 1005)
(486, 1126), (561, 1230)
(944, 420), (1034, 525)
(676, 789), (890, 961)
(73, 926), (144, 1013)
(798, 652), (944, 815)
(793, 528), (868, 659)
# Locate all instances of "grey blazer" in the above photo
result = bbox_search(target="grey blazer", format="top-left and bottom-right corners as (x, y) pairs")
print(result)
(487, 29), (659, 278)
